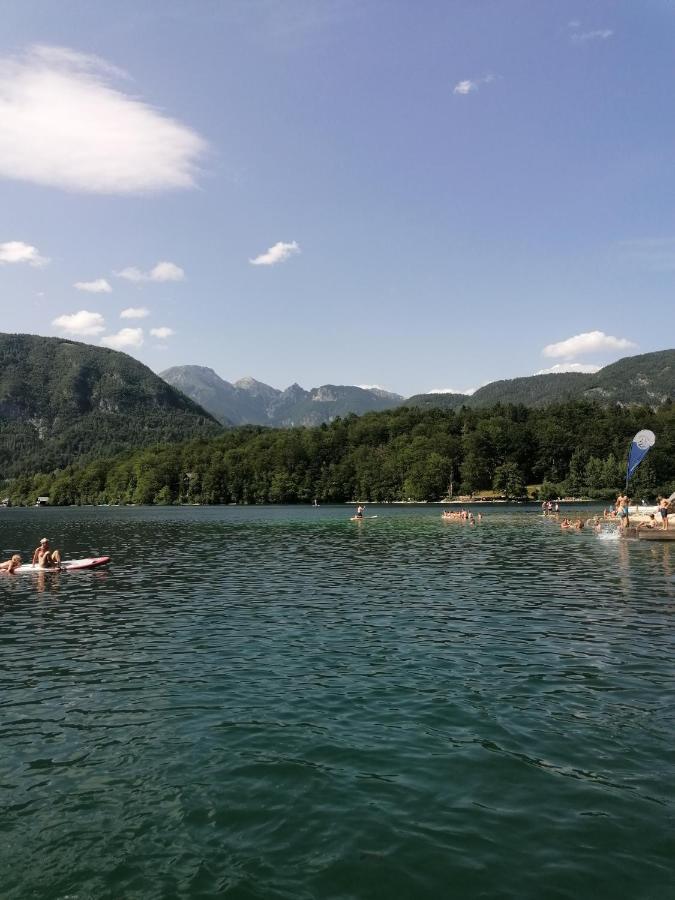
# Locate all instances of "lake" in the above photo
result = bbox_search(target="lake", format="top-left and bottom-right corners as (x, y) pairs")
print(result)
(1, 505), (673, 899)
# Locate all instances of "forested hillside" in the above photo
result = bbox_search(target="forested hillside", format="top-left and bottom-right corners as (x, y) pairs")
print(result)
(406, 349), (675, 410)
(0, 333), (221, 478)
(7, 400), (674, 506)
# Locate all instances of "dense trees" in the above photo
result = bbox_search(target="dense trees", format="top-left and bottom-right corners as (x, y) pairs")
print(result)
(4, 400), (674, 506)
(0, 333), (220, 478)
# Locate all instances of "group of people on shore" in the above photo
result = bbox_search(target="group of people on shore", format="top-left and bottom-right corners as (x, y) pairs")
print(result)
(0, 538), (61, 574)
(609, 494), (670, 530)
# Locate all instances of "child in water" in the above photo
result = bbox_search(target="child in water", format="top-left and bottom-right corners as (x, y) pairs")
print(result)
(0, 554), (22, 573)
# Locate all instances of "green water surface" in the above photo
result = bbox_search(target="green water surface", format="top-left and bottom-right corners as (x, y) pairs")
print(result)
(1, 505), (673, 899)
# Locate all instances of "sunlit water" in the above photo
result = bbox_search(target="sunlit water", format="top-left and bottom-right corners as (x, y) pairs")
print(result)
(1, 505), (674, 899)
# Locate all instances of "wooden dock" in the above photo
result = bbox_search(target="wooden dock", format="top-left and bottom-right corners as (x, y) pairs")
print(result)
(625, 526), (675, 541)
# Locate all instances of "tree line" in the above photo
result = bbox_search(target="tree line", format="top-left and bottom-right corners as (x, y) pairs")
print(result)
(4, 400), (674, 506)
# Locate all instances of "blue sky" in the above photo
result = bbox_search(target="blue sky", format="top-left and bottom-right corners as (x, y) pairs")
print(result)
(1, 0), (673, 396)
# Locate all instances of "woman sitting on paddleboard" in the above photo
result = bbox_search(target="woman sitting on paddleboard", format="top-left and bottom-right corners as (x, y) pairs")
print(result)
(32, 538), (61, 568)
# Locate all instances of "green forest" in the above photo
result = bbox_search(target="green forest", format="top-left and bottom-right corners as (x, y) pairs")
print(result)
(4, 400), (674, 506)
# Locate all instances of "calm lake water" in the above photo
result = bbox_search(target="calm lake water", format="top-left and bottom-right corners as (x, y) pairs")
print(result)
(1, 505), (674, 899)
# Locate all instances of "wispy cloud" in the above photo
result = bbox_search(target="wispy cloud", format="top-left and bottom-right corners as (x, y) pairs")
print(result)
(453, 74), (495, 96)
(150, 326), (174, 339)
(101, 327), (144, 350)
(571, 28), (613, 43)
(536, 363), (601, 375)
(568, 21), (613, 44)
(542, 331), (636, 359)
(52, 309), (105, 336)
(620, 237), (675, 272)
(116, 261), (185, 283)
(0, 45), (207, 194)
(120, 306), (149, 319)
(0, 240), (49, 266)
(74, 277), (111, 293)
(249, 240), (300, 266)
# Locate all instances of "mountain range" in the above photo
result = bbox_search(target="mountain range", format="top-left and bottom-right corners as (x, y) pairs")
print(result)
(159, 366), (403, 426)
(1, 335), (673, 482)
(161, 350), (675, 426)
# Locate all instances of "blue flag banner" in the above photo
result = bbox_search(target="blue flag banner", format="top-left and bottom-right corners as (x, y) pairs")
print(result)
(626, 429), (656, 484)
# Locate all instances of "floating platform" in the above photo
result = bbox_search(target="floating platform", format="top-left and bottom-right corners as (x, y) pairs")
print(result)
(625, 526), (675, 541)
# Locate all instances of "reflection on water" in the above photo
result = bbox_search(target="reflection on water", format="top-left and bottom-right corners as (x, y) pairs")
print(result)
(0, 504), (674, 900)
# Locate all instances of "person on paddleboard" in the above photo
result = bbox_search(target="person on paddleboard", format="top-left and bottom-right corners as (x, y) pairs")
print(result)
(355, 505), (365, 519)
(32, 538), (61, 568)
(0, 554), (22, 573)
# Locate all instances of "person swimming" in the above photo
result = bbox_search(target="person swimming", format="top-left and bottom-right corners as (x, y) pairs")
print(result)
(0, 554), (22, 573)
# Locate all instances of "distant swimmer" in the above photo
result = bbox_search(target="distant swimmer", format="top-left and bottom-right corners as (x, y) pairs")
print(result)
(0, 554), (22, 573)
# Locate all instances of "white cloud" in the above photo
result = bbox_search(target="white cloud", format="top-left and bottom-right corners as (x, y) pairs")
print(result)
(428, 387), (476, 396)
(536, 363), (601, 375)
(101, 327), (144, 350)
(52, 309), (105, 336)
(150, 326), (174, 338)
(542, 331), (636, 359)
(453, 80), (477, 95)
(74, 277), (111, 293)
(0, 240), (49, 266)
(453, 74), (495, 96)
(249, 240), (300, 266)
(571, 29), (613, 43)
(120, 306), (149, 319)
(116, 260), (185, 283)
(0, 45), (207, 194)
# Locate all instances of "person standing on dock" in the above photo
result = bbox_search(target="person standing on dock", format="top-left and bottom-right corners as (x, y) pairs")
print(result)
(658, 497), (669, 530)
(616, 494), (630, 529)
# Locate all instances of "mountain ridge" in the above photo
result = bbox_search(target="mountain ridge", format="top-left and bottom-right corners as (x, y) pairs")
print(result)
(161, 349), (674, 425)
(159, 365), (404, 426)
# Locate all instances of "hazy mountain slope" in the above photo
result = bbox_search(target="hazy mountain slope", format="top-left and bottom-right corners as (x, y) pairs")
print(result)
(158, 365), (244, 425)
(161, 367), (404, 426)
(0, 334), (221, 478)
(271, 385), (403, 426)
